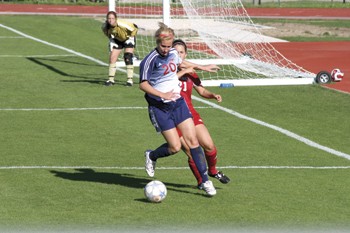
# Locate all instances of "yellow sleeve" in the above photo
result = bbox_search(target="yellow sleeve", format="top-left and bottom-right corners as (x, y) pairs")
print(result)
(117, 19), (138, 37)
(130, 24), (138, 37)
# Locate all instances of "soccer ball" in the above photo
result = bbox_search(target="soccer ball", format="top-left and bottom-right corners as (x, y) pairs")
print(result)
(144, 180), (167, 203)
(331, 68), (344, 82)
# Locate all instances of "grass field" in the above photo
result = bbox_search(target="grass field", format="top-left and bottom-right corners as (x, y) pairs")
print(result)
(1, 14), (350, 233)
(252, 18), (350, 41)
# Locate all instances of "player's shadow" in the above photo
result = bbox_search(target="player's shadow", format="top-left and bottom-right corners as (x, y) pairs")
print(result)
(50, 169), (206, 198)
(27, 57), (105, 85)
(88, 79), (140, 87)
(50, 168), (148, 189)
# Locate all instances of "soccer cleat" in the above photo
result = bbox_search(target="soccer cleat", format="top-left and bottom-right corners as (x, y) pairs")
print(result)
(126, 78), (133, 86)
(105, 80), (115, 86)
(144, 150), (156, 177)
(200, 180), (216, 196)
(209, 171), (231, 184)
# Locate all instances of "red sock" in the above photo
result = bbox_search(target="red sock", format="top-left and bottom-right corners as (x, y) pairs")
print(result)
(205, 147), (218, 176)
(188, 158), (202, 185)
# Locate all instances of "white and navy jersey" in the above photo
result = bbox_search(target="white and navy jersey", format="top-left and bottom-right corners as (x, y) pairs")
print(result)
(139, 48), (182, 102)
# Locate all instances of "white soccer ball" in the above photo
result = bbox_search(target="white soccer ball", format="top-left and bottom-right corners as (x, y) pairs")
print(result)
(331, 68), (344, 82)
(144, 180), (167, 203)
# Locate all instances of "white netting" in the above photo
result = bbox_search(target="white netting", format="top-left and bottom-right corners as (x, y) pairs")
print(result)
(115, 0), (315, 86)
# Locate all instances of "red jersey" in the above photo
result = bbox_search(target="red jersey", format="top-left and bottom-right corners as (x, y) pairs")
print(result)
(179, 72), (204, 126)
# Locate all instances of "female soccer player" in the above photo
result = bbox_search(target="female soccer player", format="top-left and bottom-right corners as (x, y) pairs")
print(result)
(139, 22), (219, 196)
(102, 11), (138, 86)
(173, 39), (231, 188)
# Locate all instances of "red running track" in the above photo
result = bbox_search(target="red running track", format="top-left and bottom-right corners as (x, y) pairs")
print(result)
(272, 42), (350, 93)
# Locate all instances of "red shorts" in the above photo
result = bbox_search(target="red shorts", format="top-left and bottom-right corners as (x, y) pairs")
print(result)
(176, 108), (204, 137)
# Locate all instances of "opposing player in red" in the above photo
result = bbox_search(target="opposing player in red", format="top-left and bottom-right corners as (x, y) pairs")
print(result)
(173, 39), (231, 188)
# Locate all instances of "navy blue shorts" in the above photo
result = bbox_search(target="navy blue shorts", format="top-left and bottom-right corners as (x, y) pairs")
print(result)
(146, 96), (192, 133)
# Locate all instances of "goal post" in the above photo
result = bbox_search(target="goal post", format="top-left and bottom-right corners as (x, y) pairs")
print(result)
(162, 0), (171, 26)
(108, 0), (115, 12)
(110, 0), (316, 87)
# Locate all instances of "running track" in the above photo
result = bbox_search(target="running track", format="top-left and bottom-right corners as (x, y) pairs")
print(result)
(1, 4), (349, 93)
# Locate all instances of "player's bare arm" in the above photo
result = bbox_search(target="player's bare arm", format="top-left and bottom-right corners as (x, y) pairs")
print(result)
(177, 66), (196, 79)
(181, 60), (220, 73)
(194, 86), (222, 103)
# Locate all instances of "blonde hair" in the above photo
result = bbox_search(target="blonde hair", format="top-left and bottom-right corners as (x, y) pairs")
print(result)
(155, 22), (175, 44)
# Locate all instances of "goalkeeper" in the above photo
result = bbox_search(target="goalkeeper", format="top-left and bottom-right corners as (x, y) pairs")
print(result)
(102, 11), (138, 86)
(173, 39), (231, 188)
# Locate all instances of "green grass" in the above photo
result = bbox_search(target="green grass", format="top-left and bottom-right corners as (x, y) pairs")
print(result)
(1, 15), (350, 232)
(252, 18), (350, 41)
(253, 18), (350, 29)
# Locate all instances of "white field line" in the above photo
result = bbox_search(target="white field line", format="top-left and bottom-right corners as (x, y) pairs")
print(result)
(0, 106), (211, 111)
(0, 107), (146, 111)
(0, 165), (349, 170)
(0, 23), (107, 66)
(0, 23), (134, 75)
(1, 23), (350, 162)
(192, 96), (350, 161)
(0, 54), (77, 58)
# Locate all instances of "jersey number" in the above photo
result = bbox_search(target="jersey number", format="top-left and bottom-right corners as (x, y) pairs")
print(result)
(180, 81), (187, 92)
(162, 62), (177, 76)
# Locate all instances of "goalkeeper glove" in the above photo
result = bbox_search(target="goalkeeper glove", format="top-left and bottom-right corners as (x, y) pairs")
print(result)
(125, 37), (135, 46)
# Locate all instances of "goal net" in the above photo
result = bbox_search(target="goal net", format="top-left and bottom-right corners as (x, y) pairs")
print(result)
(113, 0), (316, 86)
